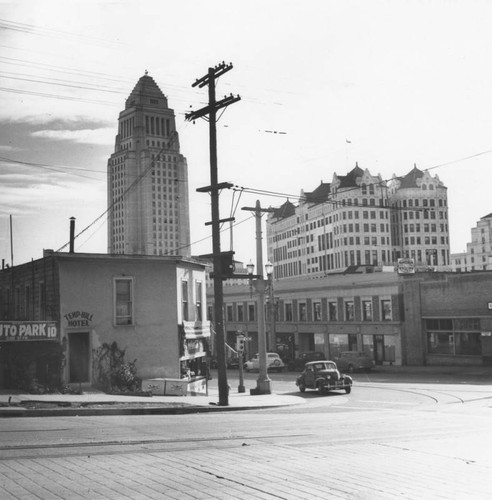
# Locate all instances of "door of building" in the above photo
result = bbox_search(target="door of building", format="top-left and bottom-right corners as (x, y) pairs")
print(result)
(69, 332), (90, 383)
(374, 334), (384, 365)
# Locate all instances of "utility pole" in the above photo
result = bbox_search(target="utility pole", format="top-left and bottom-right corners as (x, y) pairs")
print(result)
(186, 63), (240, 406)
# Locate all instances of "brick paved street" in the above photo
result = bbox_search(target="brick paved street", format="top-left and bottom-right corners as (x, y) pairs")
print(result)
(1, 407), (492, 499)
(1, 369), (492, 499)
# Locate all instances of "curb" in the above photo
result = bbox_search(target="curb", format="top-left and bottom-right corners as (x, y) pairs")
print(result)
(0, 402), (291, 418)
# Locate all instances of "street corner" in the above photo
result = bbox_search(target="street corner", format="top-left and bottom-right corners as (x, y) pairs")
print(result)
(225, 390), (308, 409)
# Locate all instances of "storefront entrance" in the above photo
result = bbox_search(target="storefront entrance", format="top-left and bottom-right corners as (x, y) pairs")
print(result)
(69, 332), (90, 383)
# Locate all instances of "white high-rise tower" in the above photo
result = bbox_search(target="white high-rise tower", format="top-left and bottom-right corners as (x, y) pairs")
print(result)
(107, 72), (190, 257)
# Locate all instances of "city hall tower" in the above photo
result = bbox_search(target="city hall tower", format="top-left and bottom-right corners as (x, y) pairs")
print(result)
(107, 72), (190, 257)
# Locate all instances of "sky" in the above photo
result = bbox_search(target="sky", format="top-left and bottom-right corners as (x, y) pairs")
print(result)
(1, 0), (492, 268)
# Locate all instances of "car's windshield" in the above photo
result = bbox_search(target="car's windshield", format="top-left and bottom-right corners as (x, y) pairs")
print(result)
(313, 362), (336, 371)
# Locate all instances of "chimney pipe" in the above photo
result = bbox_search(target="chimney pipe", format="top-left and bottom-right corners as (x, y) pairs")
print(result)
(69, 217), (76, 253)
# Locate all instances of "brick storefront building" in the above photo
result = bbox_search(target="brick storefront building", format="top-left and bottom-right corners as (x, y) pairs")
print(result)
(210, 270), (492, 367)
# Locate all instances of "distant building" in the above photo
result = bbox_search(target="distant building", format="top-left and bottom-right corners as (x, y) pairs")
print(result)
(388, 165), (450, 269)
(107, 72), (191, 257)
(208, 270), (492, 367)
(451, 213), (492, 272)
(267, 164), (450, 279)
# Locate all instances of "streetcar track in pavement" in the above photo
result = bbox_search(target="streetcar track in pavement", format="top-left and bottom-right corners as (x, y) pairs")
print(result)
(0, 433), (310, 453)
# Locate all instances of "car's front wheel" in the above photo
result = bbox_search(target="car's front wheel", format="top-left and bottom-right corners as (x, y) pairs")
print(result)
(317, 383), (326, 394)
(345, 385), (352, 394)
(298, 382), (306, 393)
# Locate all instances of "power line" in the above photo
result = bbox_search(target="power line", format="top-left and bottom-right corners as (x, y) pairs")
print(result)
(0, 156), (105, 180)
(234, 147), (492, 212)
(0, 18), (124, 47)
(55, 130), (182, 252)
(0, 86), (117, 106)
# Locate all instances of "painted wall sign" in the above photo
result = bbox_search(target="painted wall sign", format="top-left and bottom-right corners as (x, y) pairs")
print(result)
(64, 311), (94, 328)
(0, 321), (58, 341)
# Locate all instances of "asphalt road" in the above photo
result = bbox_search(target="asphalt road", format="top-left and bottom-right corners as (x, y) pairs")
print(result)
(1, 372), (491, 499)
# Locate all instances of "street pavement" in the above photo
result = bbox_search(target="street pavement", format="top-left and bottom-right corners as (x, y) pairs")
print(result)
(1, 364), (491, 417)
(0, 365), (491, 499)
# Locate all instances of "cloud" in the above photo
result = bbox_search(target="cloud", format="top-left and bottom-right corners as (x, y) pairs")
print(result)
(0, 145), (22, 152)
(0, 114), (115, 145)
(31, 127), (114, 145)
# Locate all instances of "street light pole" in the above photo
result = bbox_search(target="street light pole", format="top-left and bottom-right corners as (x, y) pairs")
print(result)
(243, 200), (274, 395)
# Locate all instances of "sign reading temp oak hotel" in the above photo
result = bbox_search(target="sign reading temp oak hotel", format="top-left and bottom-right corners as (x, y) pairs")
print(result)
(0, 322), (58, 341)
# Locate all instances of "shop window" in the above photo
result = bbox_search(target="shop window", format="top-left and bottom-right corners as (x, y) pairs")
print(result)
(285, 303), (293, 321)
(328, 301), (338, 321)
(299, 302), (307, 321)
(114, 278), (133, 325)
(329, 334), (349, 357)
(381, 299), (392, 321)
(455, 332), (481, 355)
(344, 301), (354, 321)
(207, 305), (213, 321)
(181, 280), (189, 321)
(362, 300), (373, 321)
(426, 318), (481, 356)
(313, 301), (321, 321)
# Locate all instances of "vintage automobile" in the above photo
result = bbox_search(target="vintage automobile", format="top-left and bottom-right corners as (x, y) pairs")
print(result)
(296, 360), (352, 394)
(226, 355), (240, 369)
(287, 351), (327, 371)
(244, 352), (285, 372)
(332, 351), (374, 372)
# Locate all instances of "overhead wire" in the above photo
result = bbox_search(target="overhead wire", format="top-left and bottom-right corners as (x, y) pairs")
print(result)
(56, 129), (183, 252)
(234, 147), (492, 213)
(0, 156), (105, 181)
(0, 18), (125, 47)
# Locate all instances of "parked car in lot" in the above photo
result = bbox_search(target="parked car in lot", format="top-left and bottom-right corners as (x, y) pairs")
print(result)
(296, 360), (352, 394)
(244, 353), (285, 372)
(332, 351), (374, 372)
(288, 351), (326, 371)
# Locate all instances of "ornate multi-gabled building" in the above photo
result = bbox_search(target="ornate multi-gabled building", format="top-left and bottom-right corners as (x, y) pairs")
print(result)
(107, 72), (190, 257)
(451, 213), (492, 272)
(267, 164), (450, 279)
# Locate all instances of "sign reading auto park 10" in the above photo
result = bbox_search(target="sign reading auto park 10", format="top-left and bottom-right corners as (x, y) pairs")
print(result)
(0, 322), (58, 341)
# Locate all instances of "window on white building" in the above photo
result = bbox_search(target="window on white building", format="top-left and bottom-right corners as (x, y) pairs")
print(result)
(114, 277), (133, 325)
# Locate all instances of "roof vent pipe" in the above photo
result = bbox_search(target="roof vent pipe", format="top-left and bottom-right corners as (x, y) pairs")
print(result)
(69, 217), (76, 253)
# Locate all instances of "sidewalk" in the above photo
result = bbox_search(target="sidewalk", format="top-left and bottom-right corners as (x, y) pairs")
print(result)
(0, 385), (304, 417)
(1, 364), (491, 417)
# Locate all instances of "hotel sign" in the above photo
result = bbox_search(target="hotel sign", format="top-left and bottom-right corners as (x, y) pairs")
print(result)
(64, 310), (94, 328)
(0, 321), (58, 341)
